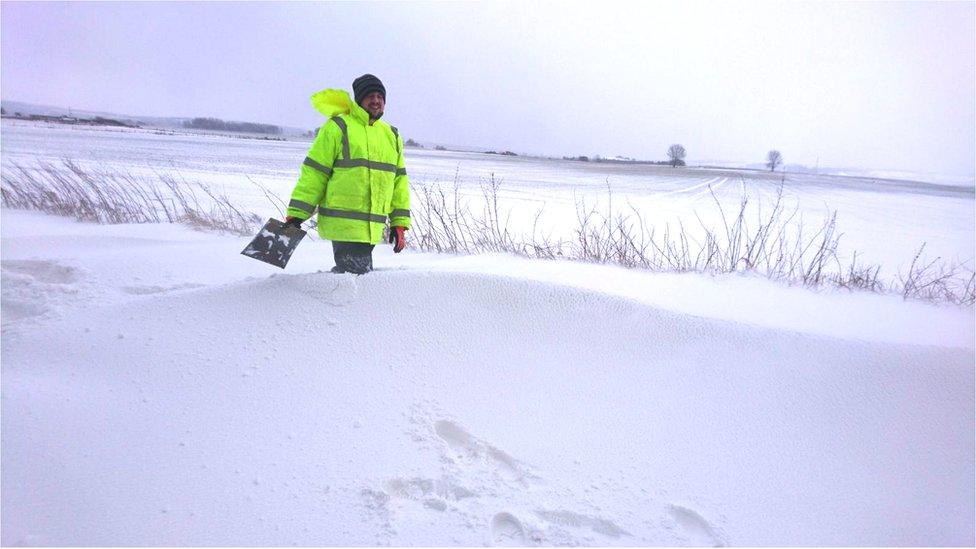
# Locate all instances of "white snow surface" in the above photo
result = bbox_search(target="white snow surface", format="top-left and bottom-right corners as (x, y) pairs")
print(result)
(2, 209), (973, 546)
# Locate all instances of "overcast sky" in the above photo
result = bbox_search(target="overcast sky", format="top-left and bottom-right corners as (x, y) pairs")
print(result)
(2, 1), (974, 174)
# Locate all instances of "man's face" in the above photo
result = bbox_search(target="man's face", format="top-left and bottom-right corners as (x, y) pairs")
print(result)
(360, 92), (385, 120)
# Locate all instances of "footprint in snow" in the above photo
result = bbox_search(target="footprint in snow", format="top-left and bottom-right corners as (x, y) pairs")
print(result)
(434, 420), (535, 484)
(1, 260), (80, 284)
(491, 512), (527, 546)
(1, 260), (82, 325)
(383, 476), (477, 505)
(534, 509), (629, 538)
(668, 504), (726, 547)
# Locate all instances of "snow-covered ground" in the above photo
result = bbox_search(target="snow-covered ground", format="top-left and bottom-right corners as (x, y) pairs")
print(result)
(1, 209), (973, 546)
(2, 121), (975, 545)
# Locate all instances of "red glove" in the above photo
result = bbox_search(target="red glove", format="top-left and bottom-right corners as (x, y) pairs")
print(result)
(389, 226), (407, 253)
(284, 216), (303, 228)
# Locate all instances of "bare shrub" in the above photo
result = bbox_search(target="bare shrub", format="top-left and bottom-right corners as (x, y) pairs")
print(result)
(411, 169), (547, 257)
(900, 244), (976, 306)
(411, 175), (974, 306)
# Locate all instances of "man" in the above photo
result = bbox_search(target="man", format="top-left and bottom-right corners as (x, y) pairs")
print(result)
(284, 74), (410, 274)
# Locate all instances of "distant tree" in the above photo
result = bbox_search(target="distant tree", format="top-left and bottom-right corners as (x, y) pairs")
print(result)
(405, 138), (423, 148)
(0, 107), (6, 116)
(667, 144), (687, 168)
(766, 150), (783, 171)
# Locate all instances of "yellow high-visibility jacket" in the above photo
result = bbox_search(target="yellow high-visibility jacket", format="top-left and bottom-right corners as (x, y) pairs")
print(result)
(286, 88), (410, 244)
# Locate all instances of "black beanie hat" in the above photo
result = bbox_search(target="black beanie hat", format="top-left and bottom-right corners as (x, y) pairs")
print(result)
(353, 74), (386, 105)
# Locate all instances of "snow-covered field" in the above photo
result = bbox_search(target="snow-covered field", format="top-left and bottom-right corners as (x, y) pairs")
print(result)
(3, 120), (973, 273)
(2, 121), (974, 546)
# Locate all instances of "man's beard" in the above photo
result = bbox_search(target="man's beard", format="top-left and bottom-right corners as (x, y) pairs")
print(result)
(369, 110), (383, 120)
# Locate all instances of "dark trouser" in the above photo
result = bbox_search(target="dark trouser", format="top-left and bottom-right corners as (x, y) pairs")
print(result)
(331, 241), (375, 274)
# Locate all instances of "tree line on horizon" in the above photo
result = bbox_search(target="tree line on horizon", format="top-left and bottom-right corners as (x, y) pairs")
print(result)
(182, 117), (281, 135)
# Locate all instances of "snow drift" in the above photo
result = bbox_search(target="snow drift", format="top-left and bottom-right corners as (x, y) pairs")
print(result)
(2, 210), (973, 546)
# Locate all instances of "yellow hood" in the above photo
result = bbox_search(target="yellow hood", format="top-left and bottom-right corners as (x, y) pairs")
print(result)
(310, 88), (368, 123)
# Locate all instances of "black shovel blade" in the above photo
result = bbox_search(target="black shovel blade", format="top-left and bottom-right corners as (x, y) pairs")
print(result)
(241, 218), (307, 269)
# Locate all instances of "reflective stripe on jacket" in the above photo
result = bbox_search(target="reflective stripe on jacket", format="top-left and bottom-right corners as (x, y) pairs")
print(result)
(286, 88), (411, 244)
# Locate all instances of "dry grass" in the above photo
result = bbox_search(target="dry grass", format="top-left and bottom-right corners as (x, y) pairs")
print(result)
(1, 159), (260, 235)
(2, 159), (972, 306)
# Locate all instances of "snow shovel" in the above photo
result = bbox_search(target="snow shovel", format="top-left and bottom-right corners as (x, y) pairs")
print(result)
(240, 218), (307, 269)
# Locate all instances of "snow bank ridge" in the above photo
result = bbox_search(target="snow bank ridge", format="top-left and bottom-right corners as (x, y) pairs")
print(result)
(1, 213), (971, 546)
